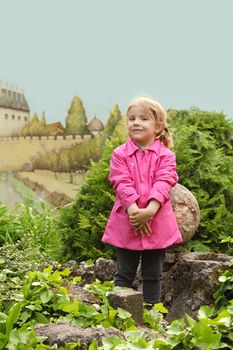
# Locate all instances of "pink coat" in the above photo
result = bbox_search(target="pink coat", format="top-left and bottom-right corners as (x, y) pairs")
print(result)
(102, 138), (183, 250)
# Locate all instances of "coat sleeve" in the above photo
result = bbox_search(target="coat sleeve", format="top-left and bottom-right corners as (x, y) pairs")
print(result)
(109, 150), (140, 210)
(148, 151), (178, 206)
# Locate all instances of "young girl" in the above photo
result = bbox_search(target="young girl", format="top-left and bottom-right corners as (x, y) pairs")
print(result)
(102, 96), (183, 307)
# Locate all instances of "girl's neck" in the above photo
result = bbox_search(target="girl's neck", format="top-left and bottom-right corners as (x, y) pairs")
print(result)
(133, 138), (157, 149)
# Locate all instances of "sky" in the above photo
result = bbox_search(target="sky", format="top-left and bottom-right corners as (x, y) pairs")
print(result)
(0, 0), (232, 124)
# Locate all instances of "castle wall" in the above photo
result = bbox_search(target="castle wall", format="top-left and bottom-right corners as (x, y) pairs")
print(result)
(0, 134), (93, 171)
(0, 107), (30, 136)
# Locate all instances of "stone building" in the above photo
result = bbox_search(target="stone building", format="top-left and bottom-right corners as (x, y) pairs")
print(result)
(0, 82), (30, 137)
(87, 115), (104, 136)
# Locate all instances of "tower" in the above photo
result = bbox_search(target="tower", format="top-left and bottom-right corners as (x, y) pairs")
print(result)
(0, 81), (30, 137)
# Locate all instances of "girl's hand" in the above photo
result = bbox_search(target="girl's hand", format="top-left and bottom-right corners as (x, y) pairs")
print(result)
(129, 208), (153, 226)
(127, 203), (139, 216)
(134, 222), (152, 236)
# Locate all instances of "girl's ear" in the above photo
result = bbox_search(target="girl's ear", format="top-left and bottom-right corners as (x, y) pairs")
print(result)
(155, 122), (165, 134)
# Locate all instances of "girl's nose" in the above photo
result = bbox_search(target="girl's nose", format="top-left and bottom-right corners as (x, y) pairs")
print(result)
(133, 118), (140, 125)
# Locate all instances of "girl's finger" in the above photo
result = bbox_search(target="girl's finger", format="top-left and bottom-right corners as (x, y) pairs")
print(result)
(142, 226), (150, 236)
(145, 223), (152, 234)
(132, 222), (142, 227)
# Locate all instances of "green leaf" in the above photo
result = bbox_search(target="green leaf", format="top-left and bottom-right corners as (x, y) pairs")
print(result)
(101, 335), (124, 349)
(0, 333), (7, 349)
(0, 313), (7, 321)
(59, 267), (71, 277)
(117, 307), (132, 319)
(186, 313), (196, 327)
(34, 312), (49, 324)
(88, 339), (98, 350)
(40, 288), (54, 304)
(19, 311), (31, 324)
(60, 300), (80, 316)
(152, 303), (168, 313)
(167, 318), (186, 335)
(72, 276), (82, 283)
(191, 321), (222, 350)
(5, 302), (22, 337)
(108, 309), (117, 322)
(198, 305), (215, 319)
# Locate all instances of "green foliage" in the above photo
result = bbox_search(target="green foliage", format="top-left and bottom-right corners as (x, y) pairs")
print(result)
(58, 137), (123, 261)
(88, 300), (233, 350)
(40, 111), (47, 127)
(65, 96), (88, 135)
(214, 260), (233, 310)
(0, 241), (46, 302)
(168, 109), (233, 253)
(0, 203), (62, 260)
(0, 267), (137, 348)
(22, 112), (49, 137)
(100, 104), (123, 148)
(0, 260), (232, 349)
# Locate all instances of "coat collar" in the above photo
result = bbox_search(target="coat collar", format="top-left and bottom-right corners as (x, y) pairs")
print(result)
(126, 137), (160, 156)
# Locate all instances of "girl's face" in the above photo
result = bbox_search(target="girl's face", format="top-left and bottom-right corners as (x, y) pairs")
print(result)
(127, 105), (162, 148)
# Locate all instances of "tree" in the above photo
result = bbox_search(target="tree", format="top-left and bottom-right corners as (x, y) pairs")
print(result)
(65, 96), (88, 135)
(99, 104), (123, 148)
(21, 112), (49, 136)
(29, 113), (40, 136)
(41, 111), (47, 127)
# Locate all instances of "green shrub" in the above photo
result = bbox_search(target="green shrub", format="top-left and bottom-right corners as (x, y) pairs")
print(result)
(0, 239), (46, 302)
(0, 202), (63, 260)
(58, 137), (123, 261)
(168, 109), (233, 253)
(214, 259), (233, 310)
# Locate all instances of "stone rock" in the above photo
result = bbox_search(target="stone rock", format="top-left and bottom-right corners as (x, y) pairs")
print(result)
(69, 258), (117, 286)
(75, 261), (96, 286)
(69, 285), (99, 305)
(161, 252), (232, 321)
(170, 183), (200, 242)
(60, 260), (79, 275)
(35, 323), (124, 347)
(108, 289), (144, 325)
(95, 257), (117, 281)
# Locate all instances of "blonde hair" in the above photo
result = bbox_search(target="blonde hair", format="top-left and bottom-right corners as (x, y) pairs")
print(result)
(126, 96), (173, 148)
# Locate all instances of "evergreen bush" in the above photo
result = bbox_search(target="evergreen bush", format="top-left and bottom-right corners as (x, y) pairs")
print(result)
(168, 109), (233, 253)
(59, 137), (123, 261)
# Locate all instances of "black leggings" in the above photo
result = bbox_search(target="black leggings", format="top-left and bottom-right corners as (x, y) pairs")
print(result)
(114, 248), (165, 304)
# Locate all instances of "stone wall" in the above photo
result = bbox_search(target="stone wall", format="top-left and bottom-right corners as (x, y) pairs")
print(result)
(0, 134), (94, 171)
